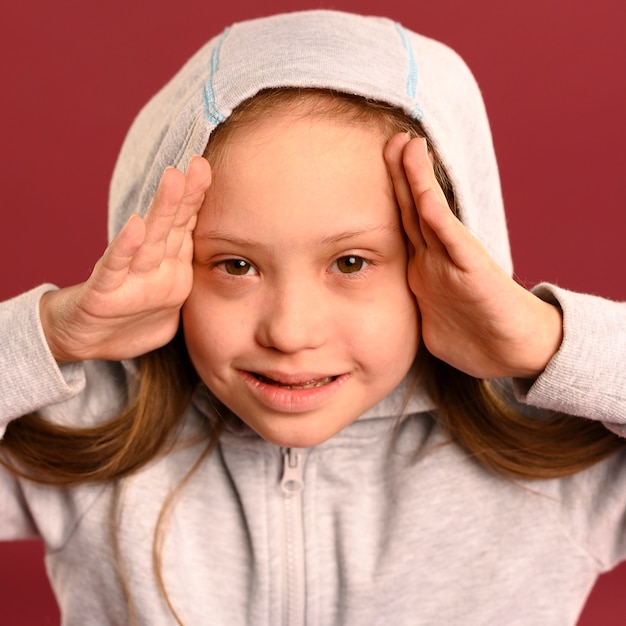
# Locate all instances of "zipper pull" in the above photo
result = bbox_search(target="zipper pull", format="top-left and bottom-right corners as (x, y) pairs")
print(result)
(281, 448), (305, 495)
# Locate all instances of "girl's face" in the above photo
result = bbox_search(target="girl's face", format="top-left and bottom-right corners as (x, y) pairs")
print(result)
(182, 106), (419, 448)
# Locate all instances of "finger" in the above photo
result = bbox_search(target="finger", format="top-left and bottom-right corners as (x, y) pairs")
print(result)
(402, 137), (449, 206)
(416, 188), (464, 260)
(176, 156), (212, 227)
(89, 214), (146, 293)
(384, 133), (426, 251)
(177, 215), (197, 267)
(130, 166), (186, 272)
(144, 166), (187, 241)
(401, 138), (454, 254)
(165, 156), (212, 260)
(414, 177), (487, 272)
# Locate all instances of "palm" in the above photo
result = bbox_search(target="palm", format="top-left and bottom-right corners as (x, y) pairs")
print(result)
(41, 156), (212, 362)
(384, 135), (562, 380)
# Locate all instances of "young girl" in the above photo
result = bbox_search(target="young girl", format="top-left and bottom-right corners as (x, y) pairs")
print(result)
(2, 9), (626, 625)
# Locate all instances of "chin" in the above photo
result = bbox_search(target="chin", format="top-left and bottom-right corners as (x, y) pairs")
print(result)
(252, 421), (345, 449)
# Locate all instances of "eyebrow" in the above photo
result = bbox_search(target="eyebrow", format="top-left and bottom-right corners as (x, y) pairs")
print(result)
(194, 224), (401, 246)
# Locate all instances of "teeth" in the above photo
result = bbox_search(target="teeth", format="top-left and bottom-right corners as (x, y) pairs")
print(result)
(256, 374), (334, 389)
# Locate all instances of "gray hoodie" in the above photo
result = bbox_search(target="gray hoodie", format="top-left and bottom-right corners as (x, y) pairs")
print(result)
(2, 10), (626, 626)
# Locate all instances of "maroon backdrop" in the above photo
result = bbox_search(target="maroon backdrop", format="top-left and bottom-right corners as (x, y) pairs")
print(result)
(1, 0), (625, 623)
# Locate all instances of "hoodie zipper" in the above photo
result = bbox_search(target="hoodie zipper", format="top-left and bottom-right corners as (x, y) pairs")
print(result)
(280, 447), (307, 626)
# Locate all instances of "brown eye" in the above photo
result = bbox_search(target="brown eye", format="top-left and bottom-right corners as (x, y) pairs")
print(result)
(222, 259), (255, 275)
(334, 255), (365, 274)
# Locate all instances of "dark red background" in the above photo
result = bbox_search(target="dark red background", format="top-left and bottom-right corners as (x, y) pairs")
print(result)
(1, 0), (625, 623)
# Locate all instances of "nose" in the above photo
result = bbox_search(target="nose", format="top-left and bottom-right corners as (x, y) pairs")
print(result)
(255, 279), (327, 353)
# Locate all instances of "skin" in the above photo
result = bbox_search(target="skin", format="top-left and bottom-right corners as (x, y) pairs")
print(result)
(40, 159), (211, 363)
(40, 102), (563, 445)
(182, 112), (419, 447)
(384, 134), (563, 379)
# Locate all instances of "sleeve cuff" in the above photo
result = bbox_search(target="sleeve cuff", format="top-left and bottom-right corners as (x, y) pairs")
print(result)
(512, 284), (626, 424)
(0, 285), (86, 431)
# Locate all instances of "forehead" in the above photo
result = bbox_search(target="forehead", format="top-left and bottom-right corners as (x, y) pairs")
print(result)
(198, 103), (399, 240)
(205, 91), (397, 164)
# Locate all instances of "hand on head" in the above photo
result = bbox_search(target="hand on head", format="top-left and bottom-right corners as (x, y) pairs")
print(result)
(40, 156), (212, 363)
(40, 134), (563, 380)
(384, 133), (563, 380)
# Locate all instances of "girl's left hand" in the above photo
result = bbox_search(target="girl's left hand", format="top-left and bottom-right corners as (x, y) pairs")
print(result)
(384, 133), (563, 380)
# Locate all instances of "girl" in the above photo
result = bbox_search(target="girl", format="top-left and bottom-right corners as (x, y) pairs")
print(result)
(2, 9), (626, 625)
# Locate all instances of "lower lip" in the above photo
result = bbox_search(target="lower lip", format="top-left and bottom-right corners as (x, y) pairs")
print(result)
(238, 371), (350, 413)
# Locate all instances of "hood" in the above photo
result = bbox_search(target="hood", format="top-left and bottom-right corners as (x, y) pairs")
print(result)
(109, 9), (512, 276)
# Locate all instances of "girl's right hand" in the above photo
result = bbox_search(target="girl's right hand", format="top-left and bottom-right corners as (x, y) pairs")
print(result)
(39, 156), (212, 363)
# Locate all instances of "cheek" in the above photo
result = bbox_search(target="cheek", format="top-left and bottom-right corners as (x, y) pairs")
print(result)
(181, 288), (243, 370)
(181, 301), (208, 372)
(347, 285), (420, 366)
(384, 297), (420, 363)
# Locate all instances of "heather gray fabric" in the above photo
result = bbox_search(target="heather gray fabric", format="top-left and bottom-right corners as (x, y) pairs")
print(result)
(2, 282), (626, 626)
(2, 10), (626, 626)
(108, 10), (512, 275)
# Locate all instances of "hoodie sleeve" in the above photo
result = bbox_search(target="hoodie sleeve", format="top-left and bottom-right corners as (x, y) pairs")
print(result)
(0, 285), (86, 437)
(513, 284), (626, 432)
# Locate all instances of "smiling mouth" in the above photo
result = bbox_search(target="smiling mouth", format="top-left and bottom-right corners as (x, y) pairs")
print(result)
(253, 373), (338, 390)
